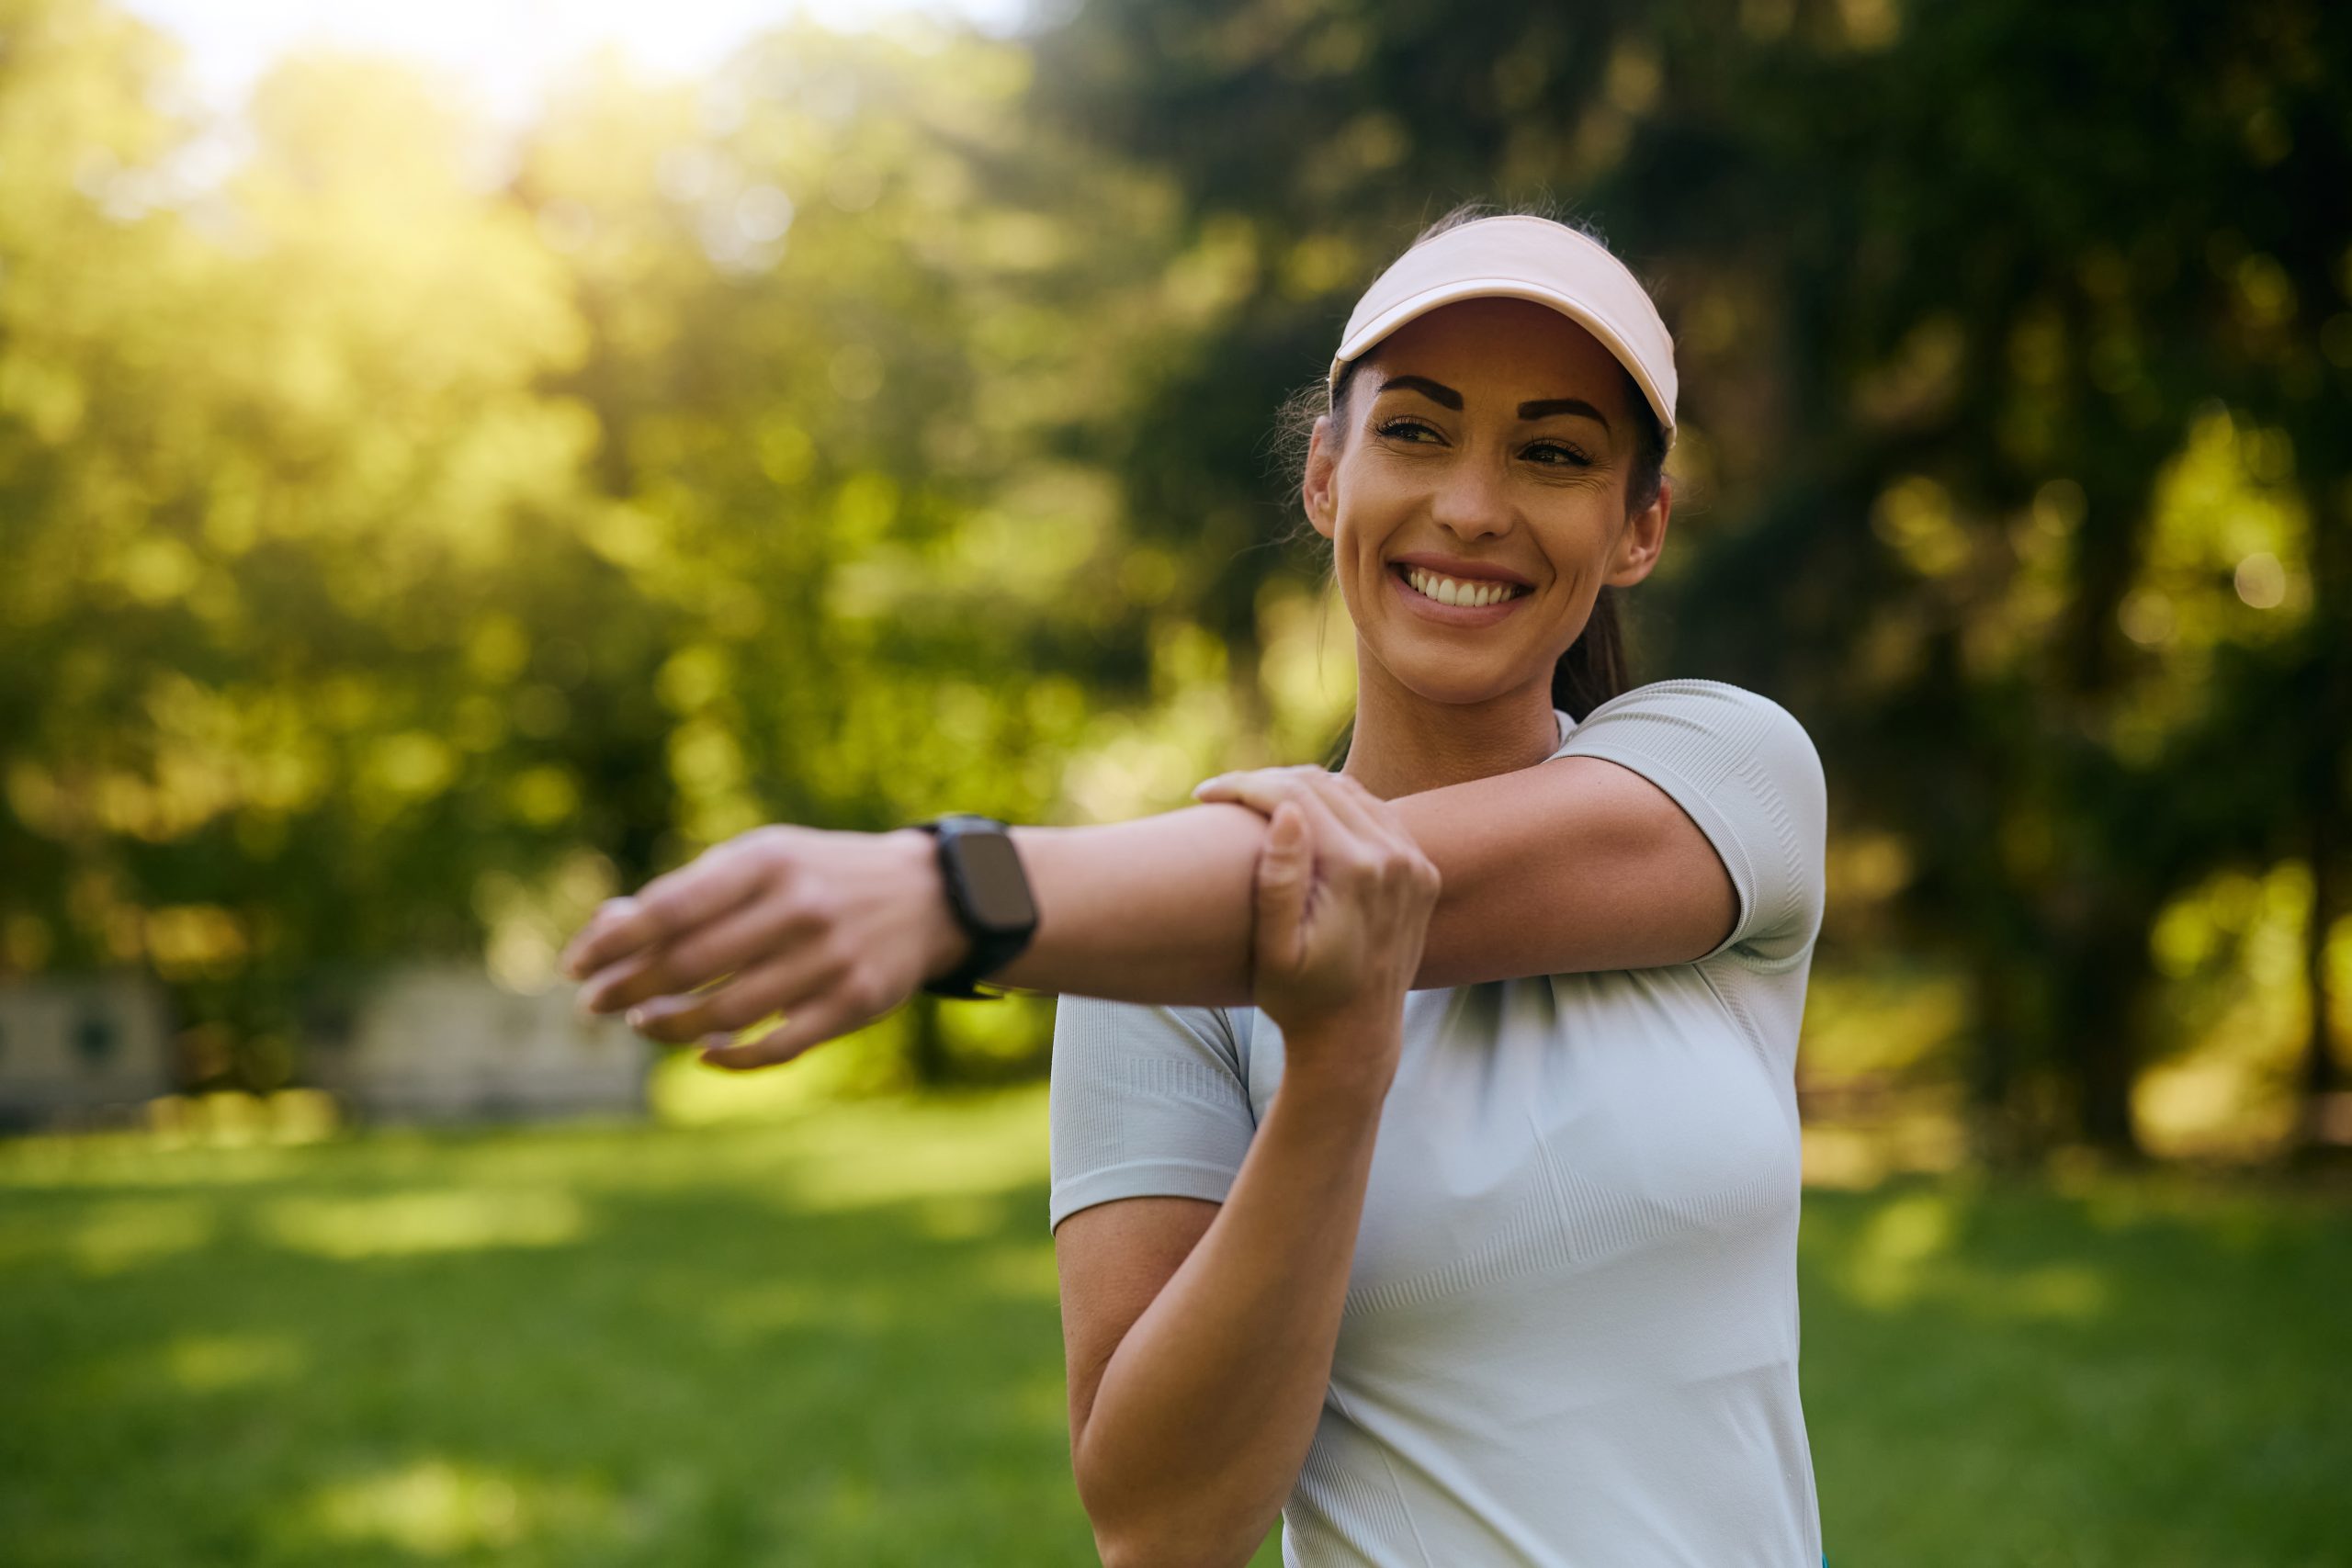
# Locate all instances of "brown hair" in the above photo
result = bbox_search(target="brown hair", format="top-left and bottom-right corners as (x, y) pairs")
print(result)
(1272, 201), (1669, 767)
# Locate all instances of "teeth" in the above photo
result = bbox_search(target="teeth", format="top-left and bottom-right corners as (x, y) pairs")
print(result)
(1405, 567), (1524, 608)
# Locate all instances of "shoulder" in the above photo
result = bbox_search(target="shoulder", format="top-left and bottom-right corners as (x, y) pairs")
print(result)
(1575, 678), (1812, 739)
(1559, 680), (1824, 813)
(1551, 678), (1829, 965)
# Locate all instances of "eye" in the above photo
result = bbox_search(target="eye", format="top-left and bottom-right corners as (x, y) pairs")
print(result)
(1523, 441), (1593, 468)
(1374, 418), (1442, 444)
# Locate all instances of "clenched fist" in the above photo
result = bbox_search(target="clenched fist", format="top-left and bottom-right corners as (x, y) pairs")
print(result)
(1196, 765), (1442, 1095)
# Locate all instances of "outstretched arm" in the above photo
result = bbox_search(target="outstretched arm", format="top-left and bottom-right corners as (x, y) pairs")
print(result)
(565, 755), (1732, 1056)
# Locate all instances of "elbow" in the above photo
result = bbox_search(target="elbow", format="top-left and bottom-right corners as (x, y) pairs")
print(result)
(1094, 1527), (1262, 1568)
(1075, 1420), (1278, 1568)
(1079, 1467), (1267, 1568)
(1091, 1530), (1163, 1568)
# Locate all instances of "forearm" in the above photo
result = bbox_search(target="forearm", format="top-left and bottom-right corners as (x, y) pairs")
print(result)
(976, 752), (1724, 1008)
(1074, 1062), (1385, 1568)
(989, 806), (1270, 1008)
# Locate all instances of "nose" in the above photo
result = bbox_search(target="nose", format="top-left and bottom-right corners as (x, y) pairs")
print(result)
(1427, 449), (1515, 542)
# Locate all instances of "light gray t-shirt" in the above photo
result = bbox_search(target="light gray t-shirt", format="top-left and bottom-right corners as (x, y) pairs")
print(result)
(1048, 679), (1829, 1567)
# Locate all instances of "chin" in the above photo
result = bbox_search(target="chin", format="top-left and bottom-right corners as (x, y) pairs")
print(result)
(1376, 653), (1535, 707)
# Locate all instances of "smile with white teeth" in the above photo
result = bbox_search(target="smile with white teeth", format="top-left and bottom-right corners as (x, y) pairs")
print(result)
(1400, 566), (1531, 608)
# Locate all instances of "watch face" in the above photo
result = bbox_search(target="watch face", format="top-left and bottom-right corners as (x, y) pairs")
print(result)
(952, 829), (1038, 931)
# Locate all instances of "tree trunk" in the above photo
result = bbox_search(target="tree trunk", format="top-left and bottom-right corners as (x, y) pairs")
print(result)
(908, 993), (953, 1087)
(2294, 795), (2346, 1159)
(1965, 944), (2032, 1168)
(2076, 1019), (2143, 1158)
(2067, 913), (2148, 1161)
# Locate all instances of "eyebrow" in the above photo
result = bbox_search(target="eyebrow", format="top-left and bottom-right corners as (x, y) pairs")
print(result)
(1376, 374), (1611, 430)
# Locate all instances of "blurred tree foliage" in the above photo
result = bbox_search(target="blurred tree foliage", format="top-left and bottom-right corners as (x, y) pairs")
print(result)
(0, 1), (1186, 1086)
(0, 0), (2345, 1156)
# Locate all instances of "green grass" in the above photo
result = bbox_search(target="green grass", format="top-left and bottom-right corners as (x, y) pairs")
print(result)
(1, 1085), (2346, 1566)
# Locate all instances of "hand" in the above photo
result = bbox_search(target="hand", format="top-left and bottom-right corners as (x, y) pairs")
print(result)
(1194, 766), (1442, 1089)
(560, 825), (969, 1070)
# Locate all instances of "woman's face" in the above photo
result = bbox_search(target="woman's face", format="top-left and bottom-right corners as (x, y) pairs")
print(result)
(1304, 296), (1669, 705)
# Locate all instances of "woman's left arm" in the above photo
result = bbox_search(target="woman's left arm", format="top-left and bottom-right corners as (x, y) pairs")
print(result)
(562, 757), (1736, 1067)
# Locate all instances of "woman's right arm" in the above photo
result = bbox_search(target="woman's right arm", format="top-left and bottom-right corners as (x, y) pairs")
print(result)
(1059, 1054), (1387, 1568)
(1058, 773), (1441, 1568)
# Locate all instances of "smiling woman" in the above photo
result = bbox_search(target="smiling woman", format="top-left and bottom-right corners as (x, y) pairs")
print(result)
(1046, 205), (1829, 1568)
(561, 202), (1829, 1568)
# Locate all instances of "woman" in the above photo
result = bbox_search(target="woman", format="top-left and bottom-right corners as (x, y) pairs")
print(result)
(562, 206), (1827, 1566)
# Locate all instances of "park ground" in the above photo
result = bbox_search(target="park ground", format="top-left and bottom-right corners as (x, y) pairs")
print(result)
(2, 1084), (2346, 1566)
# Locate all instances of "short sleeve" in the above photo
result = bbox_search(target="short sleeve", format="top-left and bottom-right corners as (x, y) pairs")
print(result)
(1047, 997), (1258, 1232)
(1546, 679), (1827, 967)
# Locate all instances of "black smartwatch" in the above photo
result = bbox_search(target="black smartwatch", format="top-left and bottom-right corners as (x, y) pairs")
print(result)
(914, 815), (1039, 999)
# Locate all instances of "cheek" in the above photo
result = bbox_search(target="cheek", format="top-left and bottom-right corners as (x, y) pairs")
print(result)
(1536, 504), (1621, 578)
(1332, 446), (1408, 506)
(1327, 457), (1414, 550)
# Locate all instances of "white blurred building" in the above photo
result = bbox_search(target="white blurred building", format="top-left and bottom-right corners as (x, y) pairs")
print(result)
(0, 970), (175, 1129)
(308, 960), (651, 1123)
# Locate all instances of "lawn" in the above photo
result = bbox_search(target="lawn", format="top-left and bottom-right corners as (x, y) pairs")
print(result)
(1, 1083), (2345, 1566)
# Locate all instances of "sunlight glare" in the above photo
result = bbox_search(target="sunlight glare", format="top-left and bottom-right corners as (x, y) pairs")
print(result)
(120, 0), (1029, 124)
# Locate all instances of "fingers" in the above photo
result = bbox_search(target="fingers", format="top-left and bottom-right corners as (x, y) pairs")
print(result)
(1190, 762), (1327, 816)
(621, 936), (854, 1045)
(1202, 770), (1415, 911)
(1321, 780), (1437, 898)
(560, 835), (773, 983)
(576, 884), (824, 1017)
(1300, 772), (1392, 845)
(1282, 775), (1353, 857)
(1251, 797), (1315, 964)
(1239, 772), (1433, 914)
(1198, 766), (1397, 861)
(698, 987), (872, 1072)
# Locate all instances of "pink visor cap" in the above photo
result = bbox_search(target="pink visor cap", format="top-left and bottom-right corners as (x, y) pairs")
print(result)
(1328, 215), (1678, 449)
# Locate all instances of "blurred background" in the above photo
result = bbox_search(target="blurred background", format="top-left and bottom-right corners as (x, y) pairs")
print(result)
(1, 0), (2346, 1562)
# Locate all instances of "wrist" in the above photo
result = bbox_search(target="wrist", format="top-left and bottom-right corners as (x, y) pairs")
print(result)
(1271, 1019), (1400, 1112)
(890, 826), (973, 987)
(1272, 1065), (1395, 1129)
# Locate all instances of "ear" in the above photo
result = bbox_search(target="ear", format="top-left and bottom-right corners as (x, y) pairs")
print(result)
(1302, 414), (1339, 542)
(1605, 473), (1671, 588)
